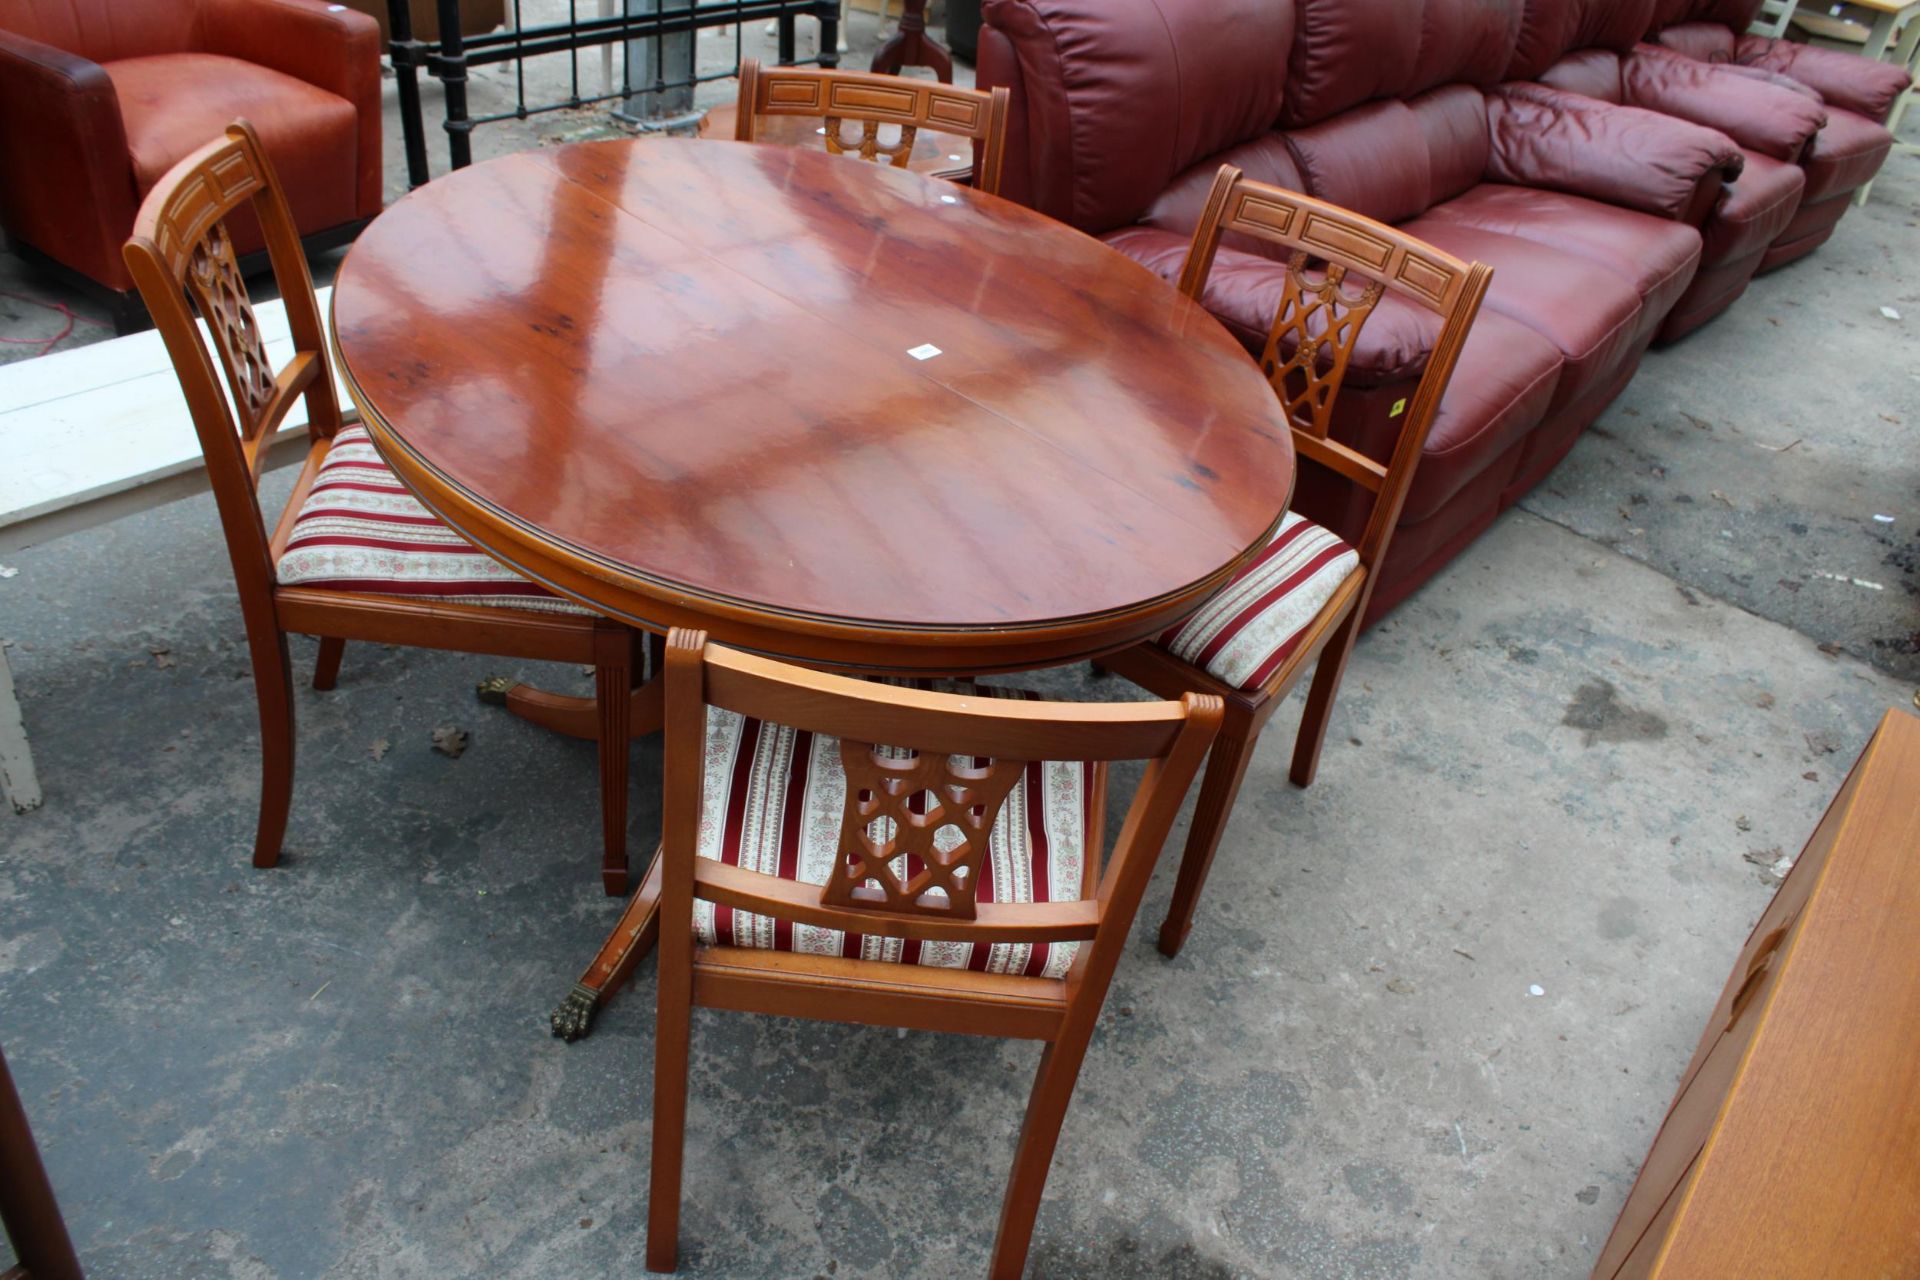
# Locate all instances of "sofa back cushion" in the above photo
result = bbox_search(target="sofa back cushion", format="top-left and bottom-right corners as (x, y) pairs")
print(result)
(0, 0), (199, 61)
(978, 0), (1295, 232)
(1273, 81), (1494, 227)
(1139, 135), (1307, 250)
(1509, 0), (1657, 82)
(1284, 0), (1522, 126)
(1654, 20), (1737, 60)
(1534, 48), (1627, 100)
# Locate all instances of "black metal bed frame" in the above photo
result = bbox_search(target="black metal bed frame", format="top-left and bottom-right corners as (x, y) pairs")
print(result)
(385, 0), (841, 188)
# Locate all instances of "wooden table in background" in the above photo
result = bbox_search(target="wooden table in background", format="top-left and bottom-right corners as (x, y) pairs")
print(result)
(330, 138), (1294, 682)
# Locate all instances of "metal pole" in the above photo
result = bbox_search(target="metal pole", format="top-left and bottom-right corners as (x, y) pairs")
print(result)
(0, 1044), (84, 1280)
(612, 0), (700, 130)
(388, 0), (432, 187)
(436, 0), (475, 170)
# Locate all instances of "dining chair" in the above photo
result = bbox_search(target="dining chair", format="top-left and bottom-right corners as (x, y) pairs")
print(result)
(1100, 165), (1493, 958)
(733, 57), (1010, 194)
(121, 120), (641, 895)
(618, 629), (1218, 1277)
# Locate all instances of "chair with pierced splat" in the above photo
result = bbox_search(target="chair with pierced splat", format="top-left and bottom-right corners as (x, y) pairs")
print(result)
(1099, 165), (1494, 957)
(578, 629), (1219, 1277)
(733, 57), (1009, 194)
(122, 120), (643, 893)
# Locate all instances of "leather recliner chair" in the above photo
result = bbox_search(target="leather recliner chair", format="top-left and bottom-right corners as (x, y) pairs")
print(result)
(0, 0), (382, 331)
(1648, 0), (1912, 267)
(1506, 0), (1827, 342)
(979, 0), (1742, 622)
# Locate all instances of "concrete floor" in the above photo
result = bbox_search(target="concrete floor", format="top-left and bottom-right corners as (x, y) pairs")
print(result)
(3, 14), (1919, 1279)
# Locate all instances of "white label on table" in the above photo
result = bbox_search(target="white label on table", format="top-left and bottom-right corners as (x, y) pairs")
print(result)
(907, 344), (942, 361)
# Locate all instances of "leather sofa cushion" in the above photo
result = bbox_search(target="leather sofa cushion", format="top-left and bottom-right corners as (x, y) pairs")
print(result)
(1411, 85), (1494, 209)
(1702, 150), (1804, 262)
(1284, 101), (1432, 226)
(1284, 0), (1520, 126)
(1510, 0), (1656, 83)
(1139, 134), (1307, 255)
(1417, 183), (1702, 318)
(1099, 225), (1564, 526)
(978, 0), (1296, 232)
(105, 53), (359, 236)
(1653, 21), (1736, 62)
(1397, 217), (1646, 403)
(1799, 107), (1895, 203)
(1537, 48), (1627, 101)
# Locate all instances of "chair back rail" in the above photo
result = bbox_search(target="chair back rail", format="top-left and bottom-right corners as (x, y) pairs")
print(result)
(122, 120), (346, 595)
(1179, 165), (1493, 571)
(734, 58), (1012, 195)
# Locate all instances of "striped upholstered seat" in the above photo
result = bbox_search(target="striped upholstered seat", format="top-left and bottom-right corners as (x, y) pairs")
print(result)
(276, 427), (591, 614)
(1158, 511), (1360, 692)
(692, 689), (1094, 981)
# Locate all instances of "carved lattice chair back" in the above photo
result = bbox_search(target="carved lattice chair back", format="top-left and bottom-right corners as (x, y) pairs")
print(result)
(1178, 165), (1493, 569)
(734, 58), (1011, 195)
(644, 629), (1223, 1274)
(122, 119), (344, 591)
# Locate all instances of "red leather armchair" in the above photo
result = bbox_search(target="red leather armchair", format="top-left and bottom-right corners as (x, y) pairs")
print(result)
(0, 0), (382, 331)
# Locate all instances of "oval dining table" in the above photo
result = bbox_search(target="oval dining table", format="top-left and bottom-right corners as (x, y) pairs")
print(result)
(327, 136), (1296, 1035)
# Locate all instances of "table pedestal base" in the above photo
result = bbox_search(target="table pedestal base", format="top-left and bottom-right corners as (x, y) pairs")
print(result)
(475, 672), (665, 741)
(551, 850), (664, 1040)
(871, 0), (952, 81)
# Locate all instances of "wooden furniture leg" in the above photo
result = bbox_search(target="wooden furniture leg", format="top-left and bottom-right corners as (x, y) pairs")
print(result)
(988, 1027), (1096, 1279)
(1288, 605), (1364, 788)
(870, 0), (952, 81)
(311, 636), (346, 691)
(0, 1044), (84, 1280)
(0, 644), (42, 815)
(550, 851), (664, 1040)
(1157, 699), (1264, 958)
(249, 629), (297, 870)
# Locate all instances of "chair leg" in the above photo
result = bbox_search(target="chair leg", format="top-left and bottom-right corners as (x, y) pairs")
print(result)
(312, 636), (346, 691)
(987, 1028), (1096, 1279)
(645, 935), (695, 1273)
(250, 630), (297, 869)
(1288, 607), (1363, 789)
(595, 628), (635, 897)
(1156, 700), (1260, 958)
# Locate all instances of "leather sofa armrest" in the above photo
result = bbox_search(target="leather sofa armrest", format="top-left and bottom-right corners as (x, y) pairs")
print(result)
(1484, 84), (1743, 224)
(1622, 46), (1826, 163)
(0, 29), (138, 290)
(200, 0), (384, 218)
(1735, 36), (1912, 123)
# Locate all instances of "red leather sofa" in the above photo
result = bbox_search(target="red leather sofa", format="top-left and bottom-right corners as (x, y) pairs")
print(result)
(1649, 0), (1913, 267)
(979, 0), (1744, 621)
(0, 0), (382, 331)
(1507, 0), (1827, 341)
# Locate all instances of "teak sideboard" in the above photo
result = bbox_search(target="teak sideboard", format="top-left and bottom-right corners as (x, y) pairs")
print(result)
(1592, 705), (1920, 1276)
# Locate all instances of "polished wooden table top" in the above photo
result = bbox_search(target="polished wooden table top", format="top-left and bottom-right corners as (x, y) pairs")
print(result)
(331, 139), (1295, 671)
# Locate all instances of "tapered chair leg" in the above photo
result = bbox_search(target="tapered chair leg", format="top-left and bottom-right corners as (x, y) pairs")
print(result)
(312, 636), (346, 691)
(1288, 607), (1362, 789)
(250, 630), (297, 869)
(646, 936), (695, 1274)
(595, 627), (636, 897)
(1157, 701), (1261, 958)
(987, 1029), (1096, 1279)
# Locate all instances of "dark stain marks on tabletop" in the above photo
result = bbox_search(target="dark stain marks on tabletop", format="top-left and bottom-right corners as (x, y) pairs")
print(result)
(1561, 679), (1669, 747)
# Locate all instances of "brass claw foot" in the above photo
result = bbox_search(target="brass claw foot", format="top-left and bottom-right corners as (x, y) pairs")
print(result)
(475, 674), (516, 707)
(550, 982), (600, 1042)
